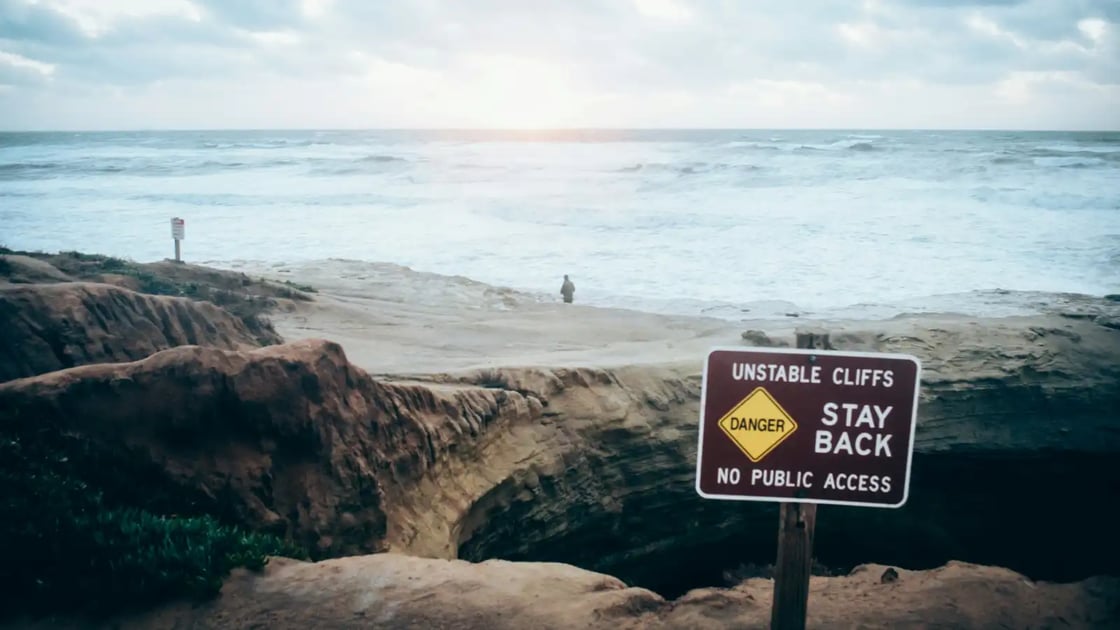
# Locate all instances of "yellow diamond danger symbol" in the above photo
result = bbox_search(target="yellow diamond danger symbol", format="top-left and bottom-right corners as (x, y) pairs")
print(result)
(717, 387), (798, 463)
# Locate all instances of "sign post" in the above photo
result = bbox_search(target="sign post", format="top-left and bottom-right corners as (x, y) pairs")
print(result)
(171, 217), (185, 263)
(695, 334), (921, 629)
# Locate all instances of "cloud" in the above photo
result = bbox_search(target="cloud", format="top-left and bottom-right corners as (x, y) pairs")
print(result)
(899, 0), (1028, 6)
(0, 0), (85, 44)
(0, 0), (1116, 129)
(0, 48), (53, 86)
(630, 0), (694, 22)
(191, 0), (307, 29)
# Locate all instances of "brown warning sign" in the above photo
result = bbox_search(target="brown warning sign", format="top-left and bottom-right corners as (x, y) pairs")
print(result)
(695, 346), (921, 508)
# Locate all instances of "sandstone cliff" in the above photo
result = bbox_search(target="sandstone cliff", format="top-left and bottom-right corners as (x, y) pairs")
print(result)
(422, 313), (1120, 593)
(0, 308), (1117, 598)
(0, 282), (279, 383)
(0, 340), (520, 558)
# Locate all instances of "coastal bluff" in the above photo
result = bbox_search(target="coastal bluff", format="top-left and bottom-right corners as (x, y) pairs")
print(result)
(0, 282), (274, 382)
(0, 250), (316, 382)
(1, 254), (1118, 627)
(1, 310), (1118, 593)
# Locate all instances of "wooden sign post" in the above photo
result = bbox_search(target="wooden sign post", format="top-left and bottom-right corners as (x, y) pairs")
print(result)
(770, 333), (823, 630)
(771, 500), (816, 629)
(695, 332), (921, 629)
(171, 217), (185, 263)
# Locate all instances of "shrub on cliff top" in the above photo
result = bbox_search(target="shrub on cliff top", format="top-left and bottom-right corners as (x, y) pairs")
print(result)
(0, 430), (304, 618)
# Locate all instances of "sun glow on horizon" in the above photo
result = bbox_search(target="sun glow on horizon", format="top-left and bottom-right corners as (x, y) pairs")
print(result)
(451, 54), (595, 129)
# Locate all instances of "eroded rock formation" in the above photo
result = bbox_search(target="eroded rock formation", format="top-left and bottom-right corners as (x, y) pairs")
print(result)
(22, 557), (1118, 630)
(0, 282), (280, 382)
(1, 309), (1117, 598)
(0, 340), (523, 557)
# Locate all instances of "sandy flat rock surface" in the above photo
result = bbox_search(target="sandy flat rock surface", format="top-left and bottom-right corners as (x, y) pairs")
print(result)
(220, 258), (746, 373)
(21, 555), (1114, 630)
(219, 259), (1120, 377)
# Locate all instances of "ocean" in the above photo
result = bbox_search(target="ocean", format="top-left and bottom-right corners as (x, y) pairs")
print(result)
(2, 129), (1118, 320)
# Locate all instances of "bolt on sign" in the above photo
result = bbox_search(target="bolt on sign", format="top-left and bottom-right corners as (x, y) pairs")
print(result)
(695, 346), (922, 508)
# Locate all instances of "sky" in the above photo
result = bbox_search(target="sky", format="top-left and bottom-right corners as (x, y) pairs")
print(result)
(0, 0), (1117, 130)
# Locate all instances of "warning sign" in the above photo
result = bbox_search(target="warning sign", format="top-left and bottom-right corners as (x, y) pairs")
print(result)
(717, 387), (797, 462)
(695, 346), (921, 508)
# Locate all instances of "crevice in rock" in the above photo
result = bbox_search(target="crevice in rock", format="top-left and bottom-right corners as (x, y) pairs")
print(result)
(457, 451), (1120, 599)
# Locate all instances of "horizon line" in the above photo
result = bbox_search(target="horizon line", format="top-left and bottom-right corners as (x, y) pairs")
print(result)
(2, 126), (1119, 134)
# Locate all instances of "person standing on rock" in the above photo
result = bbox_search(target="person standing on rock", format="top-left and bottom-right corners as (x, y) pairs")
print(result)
(560, 274), (575, 304)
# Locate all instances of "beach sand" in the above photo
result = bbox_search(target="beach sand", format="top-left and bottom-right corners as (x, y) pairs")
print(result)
(222, 258), (751, 374)
(220, 258), (1118, 377)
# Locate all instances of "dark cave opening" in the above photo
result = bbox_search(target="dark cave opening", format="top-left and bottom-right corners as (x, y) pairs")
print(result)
(458, 452), (1120, 600)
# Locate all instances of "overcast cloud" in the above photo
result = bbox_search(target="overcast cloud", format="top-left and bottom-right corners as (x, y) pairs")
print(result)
(0, 0), (1116, 129)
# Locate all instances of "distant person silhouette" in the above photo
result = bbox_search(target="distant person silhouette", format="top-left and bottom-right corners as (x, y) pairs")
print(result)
(560, 274), (575, 304)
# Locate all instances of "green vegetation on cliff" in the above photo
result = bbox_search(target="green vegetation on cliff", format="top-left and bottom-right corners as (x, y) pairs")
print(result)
(0, 426), (306, 618)
(0, 247), (315, 617)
